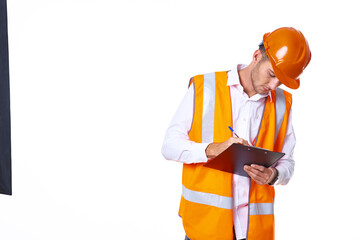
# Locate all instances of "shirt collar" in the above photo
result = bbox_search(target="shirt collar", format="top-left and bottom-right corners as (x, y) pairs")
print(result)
(227, 64), (273, 102)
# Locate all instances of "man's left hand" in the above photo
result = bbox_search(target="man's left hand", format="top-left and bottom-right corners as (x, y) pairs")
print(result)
(243, 164), (277, 185)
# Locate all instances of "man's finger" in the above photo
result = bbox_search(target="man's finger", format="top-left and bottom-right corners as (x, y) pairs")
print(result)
(234, 138), (249, 146)
(250, 164), (266, 172)
(244, 165), (264, 176)
(240, 139), (249, 146)
(245, 169), (266, 185)
(244, 166), (268, 184)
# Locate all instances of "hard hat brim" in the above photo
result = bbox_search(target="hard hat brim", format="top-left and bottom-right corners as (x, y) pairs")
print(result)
(271, 62), (300, 90)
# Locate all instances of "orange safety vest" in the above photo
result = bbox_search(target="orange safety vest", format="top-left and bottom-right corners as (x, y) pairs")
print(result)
(178, 71), (292, 240)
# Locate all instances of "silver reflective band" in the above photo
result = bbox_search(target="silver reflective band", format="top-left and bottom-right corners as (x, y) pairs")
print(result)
(249, 202), (274, 215)
(202, 73), (216, 143)
(274, 88), (286, 142)
(182, 185), (233, 210)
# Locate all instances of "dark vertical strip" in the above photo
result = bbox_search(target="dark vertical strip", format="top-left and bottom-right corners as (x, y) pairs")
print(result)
(0, 0), (12, 195)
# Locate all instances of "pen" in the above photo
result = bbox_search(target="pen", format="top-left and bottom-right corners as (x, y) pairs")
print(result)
(228, 126), (254, 147)
(228, 126), (240, 138)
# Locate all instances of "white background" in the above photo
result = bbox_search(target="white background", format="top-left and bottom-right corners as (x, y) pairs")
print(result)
(2, 0), (360, 239)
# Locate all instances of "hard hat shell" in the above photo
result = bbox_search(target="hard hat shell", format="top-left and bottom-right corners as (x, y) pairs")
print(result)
(263, 27), (311, 89)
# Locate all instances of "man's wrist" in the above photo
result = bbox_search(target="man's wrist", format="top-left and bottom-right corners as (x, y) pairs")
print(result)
(205, 142), (219, 159)
(268, 167), (279, 186)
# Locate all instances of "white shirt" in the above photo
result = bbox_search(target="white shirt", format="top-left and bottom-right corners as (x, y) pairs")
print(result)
(162, 64), (295, 239)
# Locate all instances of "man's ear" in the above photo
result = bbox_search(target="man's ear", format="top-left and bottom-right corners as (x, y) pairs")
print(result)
(252, 49), (263, 62)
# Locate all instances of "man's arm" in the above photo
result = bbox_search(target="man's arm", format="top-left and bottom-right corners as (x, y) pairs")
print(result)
(161, 85), (210, 164)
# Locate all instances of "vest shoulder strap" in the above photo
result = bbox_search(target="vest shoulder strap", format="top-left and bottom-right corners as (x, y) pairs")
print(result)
(254, 88), (292, 149)
(188, 71), (231, 143)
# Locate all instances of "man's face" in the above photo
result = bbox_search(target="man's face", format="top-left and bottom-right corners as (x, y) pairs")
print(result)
(250, 59), (282, 95)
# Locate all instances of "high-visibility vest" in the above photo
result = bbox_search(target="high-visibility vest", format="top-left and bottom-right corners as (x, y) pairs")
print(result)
(178, 71), (292, 240)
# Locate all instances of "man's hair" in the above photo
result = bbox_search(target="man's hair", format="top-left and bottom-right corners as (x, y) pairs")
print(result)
(258, 41), (269, 61)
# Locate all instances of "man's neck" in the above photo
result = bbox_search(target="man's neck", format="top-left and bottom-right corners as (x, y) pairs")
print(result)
(238, 66), (256, 98)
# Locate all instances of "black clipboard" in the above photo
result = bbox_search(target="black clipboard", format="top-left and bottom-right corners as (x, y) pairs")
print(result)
(204, 144), (285, 177)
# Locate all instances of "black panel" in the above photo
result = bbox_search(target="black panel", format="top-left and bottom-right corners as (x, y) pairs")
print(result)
(0, 0), (12, 195)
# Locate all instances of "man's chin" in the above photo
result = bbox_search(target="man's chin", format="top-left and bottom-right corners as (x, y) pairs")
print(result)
(255, 88), (268, 95)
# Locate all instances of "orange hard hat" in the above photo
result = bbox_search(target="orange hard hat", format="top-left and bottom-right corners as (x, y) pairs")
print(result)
(263, 27), (311, 89)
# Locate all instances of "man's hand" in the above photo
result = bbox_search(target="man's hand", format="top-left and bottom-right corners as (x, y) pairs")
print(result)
(205, 137), (249, 159)
(243, 165), (277, 185)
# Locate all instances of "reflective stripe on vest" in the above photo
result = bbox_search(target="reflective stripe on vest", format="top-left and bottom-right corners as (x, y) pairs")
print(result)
(183, 184), (274, 214)
(182, 185), (233, 210)
(274, 88), (286, 143)
(249, 202), (274, 215)
(202, 72), (216, 143)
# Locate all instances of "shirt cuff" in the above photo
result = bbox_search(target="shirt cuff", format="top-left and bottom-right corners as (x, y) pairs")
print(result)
(177, 142), (212, 164)
(192, 142), (211, 163)
(274, 165), (289, 185)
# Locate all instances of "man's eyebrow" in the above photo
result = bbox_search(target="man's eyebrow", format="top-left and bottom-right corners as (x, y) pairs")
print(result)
(269, 69), (275, 74)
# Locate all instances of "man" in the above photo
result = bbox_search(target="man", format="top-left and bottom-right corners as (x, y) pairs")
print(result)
(162, 27), (311, 240)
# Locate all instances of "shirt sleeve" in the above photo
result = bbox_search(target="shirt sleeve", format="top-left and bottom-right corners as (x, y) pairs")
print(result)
(275, 108), (296, 185)
(161, 85), (210, 164)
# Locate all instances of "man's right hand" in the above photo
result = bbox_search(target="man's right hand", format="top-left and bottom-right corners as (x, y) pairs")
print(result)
(205, 137), (250, 159)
